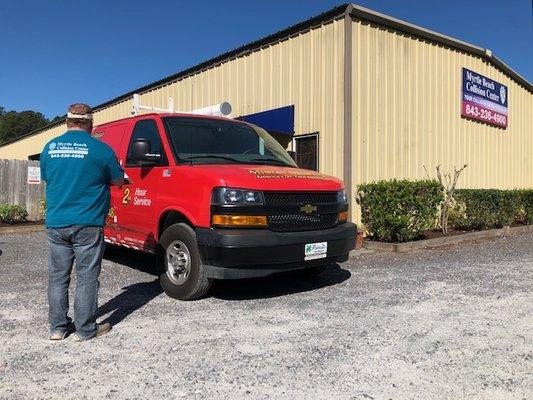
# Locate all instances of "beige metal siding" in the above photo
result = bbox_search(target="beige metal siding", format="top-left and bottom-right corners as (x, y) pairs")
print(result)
(351, 18), (533, 222)
(0, 19), (346, 182)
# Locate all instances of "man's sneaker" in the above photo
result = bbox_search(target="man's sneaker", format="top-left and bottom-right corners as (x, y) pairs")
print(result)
(50, 322), (76, 341)
(72, 323), (111, 342)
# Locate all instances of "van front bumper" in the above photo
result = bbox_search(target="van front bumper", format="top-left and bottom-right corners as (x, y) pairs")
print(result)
(195, 222), (357, 279)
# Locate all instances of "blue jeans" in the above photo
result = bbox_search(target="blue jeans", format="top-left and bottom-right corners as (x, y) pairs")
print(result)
(47, 225), (105, 338)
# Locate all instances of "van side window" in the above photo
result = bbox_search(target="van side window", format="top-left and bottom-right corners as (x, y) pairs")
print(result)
(126, 119), (167, 166)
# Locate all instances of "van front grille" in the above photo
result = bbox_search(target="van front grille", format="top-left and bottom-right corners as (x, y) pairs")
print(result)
(268, 213), (338, 232)
(264, 191), (337, 206)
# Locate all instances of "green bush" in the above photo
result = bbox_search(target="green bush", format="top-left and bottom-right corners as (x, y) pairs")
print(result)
(452, 189), (533, 230)
(356, 179), (443, 242)
(516, 189), (533, 224)
(0, 204), (28, 224)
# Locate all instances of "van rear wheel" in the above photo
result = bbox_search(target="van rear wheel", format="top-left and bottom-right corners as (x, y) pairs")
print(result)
(158, 223), (212, 300)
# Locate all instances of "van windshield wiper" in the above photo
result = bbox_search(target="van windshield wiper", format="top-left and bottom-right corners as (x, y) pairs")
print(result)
(180, 155), (241, 163)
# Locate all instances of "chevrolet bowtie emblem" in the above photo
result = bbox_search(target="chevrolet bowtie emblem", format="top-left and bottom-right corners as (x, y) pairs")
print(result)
(300, 204), (317, 214)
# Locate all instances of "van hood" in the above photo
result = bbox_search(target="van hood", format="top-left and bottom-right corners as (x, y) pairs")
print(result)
(185, 164), (344, 191)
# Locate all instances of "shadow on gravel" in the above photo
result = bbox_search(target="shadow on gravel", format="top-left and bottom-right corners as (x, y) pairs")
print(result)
(97, 279), (163, 326)
(103, 246), (351, 302)
(104, 246), (158, 276)
(99, 247), (162, 326)
(212, 263), (351, 300)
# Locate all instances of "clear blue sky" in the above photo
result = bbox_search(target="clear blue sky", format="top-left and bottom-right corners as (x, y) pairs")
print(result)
(1, 0), (531, 119)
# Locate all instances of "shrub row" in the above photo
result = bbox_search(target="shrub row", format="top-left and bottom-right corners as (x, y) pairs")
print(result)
(356, 180), (533, 243)
(356, 179), (443, 242)
(451, 189), (533, 230)
(0, 204), (28, 224)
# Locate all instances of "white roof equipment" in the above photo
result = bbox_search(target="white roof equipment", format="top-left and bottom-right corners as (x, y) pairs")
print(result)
(131, 93), (232, 117)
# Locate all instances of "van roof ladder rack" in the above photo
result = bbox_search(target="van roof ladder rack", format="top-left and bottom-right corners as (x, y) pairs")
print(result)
(131, 93), (232, 117)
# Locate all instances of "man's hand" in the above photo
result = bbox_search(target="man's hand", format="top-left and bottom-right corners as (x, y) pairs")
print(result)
(111, 177), (126, 187)
(111, 173), (131, 187)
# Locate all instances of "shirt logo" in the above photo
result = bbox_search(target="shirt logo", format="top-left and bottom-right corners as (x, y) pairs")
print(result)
(48, 141), (89, 159)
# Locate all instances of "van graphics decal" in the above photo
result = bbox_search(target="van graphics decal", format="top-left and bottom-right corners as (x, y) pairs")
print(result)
(106, 206), (119, 227)
(107, 206), (116, 218)
(248, 169), (329, 180)
(132, 188), (152, 206)
(122, 188), (152, 206)
(122, 188), (132, 204)
(47, 141), (89, 159)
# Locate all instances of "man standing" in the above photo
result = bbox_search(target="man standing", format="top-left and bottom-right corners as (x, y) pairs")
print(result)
(40, 103), (124, 341)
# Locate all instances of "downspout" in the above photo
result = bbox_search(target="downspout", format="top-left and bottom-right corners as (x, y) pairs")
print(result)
(343, 4), (354, 220)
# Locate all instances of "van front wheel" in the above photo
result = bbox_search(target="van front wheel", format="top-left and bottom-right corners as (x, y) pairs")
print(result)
(158, 223), (212, 300)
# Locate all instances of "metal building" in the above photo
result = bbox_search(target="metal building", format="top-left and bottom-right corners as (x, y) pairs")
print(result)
(1, 3), (531, 223)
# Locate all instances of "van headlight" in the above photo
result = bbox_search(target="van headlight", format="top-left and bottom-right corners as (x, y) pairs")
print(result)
(212, 188), (264, 205)
(337, 189), (347, 203)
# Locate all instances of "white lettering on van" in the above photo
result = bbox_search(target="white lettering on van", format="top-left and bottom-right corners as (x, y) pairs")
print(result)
(133, 188), (151, 206)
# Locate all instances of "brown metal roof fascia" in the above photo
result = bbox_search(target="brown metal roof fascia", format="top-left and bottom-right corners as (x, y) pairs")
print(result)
(348, 3), (533, 93)
(1, 4), (353, 148)
(489, 54), (533, 93)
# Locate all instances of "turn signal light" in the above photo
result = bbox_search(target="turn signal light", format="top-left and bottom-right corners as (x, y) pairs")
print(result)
(212, 214), (267, 227)
(338, 211), (348, 223)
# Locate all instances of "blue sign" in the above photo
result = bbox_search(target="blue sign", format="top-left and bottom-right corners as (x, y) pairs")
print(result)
(461, 68), (508, 127)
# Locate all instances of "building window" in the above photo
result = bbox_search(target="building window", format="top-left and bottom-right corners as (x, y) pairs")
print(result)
(294, 133), (318, 171)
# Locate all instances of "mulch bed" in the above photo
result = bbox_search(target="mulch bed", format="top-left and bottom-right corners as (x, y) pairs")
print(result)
(366, 223), (531, 243)
(423, 229), (471, 239)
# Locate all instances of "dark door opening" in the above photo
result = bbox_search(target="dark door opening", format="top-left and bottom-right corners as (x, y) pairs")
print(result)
(294, 133), (318, 171)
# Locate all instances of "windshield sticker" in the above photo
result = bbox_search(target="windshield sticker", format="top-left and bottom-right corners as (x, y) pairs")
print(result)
(248, 169), (329, 180)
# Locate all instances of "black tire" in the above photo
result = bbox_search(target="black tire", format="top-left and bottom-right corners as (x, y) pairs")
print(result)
(157, 223), (212, 300)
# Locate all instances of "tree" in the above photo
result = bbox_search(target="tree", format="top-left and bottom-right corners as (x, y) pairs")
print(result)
(0, 108), (50, 145)
(424, 164), (468, 234)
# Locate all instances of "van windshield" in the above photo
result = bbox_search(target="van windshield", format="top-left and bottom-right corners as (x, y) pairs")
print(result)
(162, 117), (297, 167)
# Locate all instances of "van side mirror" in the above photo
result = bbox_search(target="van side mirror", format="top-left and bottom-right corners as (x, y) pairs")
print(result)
(131, 138), (162, 164)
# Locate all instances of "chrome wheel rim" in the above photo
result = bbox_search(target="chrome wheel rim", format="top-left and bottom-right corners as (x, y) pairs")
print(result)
(166, 240), (191, 285)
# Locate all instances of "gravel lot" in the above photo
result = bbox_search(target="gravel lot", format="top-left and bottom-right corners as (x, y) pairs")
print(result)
(0, 231), (532, 399)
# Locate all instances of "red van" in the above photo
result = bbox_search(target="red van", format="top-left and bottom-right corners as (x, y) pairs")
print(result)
(94, 113), (356, 300)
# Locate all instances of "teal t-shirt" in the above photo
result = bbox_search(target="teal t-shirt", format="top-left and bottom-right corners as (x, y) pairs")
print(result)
(40, 130), (124, 228)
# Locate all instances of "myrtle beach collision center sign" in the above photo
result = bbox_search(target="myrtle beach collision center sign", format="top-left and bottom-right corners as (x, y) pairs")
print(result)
(461, 68), (508, 128)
